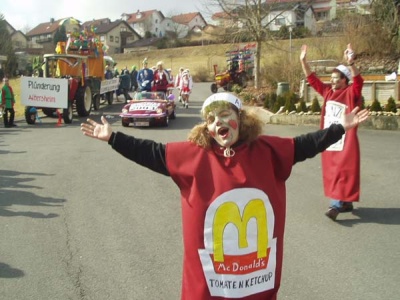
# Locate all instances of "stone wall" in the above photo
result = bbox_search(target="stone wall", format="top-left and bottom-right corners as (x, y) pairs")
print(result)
(269, 114), (400, 131)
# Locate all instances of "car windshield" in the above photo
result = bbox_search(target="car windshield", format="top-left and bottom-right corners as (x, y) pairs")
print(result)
(134, 92), (166, 100)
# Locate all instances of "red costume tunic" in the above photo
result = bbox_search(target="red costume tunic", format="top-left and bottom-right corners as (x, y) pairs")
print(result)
(166, 137), (294, 300)
(307, 73), (364, 202)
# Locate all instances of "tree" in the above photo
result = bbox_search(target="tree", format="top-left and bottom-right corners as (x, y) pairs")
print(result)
(0, 14), (17, 77)
(202, 0), (298, 89)
(370, 0), (400, 51)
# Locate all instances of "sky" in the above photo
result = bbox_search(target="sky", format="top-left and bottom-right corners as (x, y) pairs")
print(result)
(1, 0), (216, 32)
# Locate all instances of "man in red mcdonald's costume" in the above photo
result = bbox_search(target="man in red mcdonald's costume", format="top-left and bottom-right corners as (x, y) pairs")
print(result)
(300, 43), (364, 221)
(81, 92), (368, 299)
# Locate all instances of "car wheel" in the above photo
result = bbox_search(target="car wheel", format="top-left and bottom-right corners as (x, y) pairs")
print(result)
(170, 109), (176, 120)
(93, 94), (101, 110)
(121, 118), (130, 127)
(25, 106), (36, 125)
(63, 102), (73, 124)
(162, 115), (169, 127)
(76, 85), (92, 117)
(211, 83), (218, 93)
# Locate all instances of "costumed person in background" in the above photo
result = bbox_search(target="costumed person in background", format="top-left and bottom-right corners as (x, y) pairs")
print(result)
(152, 61), (172, 93)
(166, 68), (174, 90)
(175, 67), (185, 103)
(119, 69), (133, 104)
(179, 69), (193, 109)
(81, 92), (369, 300)
(103, 64), (114, 102)
(130, 65), (138, 92)
(1, 77), (17, 128)
(300, 43), (364, 221)
(137, 58), (154, 92)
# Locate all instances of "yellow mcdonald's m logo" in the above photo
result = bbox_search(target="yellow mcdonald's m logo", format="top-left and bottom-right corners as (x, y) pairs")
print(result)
(213, 199), (268, 262)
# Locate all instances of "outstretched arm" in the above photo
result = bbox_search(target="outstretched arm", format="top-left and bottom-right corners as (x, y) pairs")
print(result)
(300, 44), (312, 77)
(294, 107), (369, 163)
(80, 116), (169, 175)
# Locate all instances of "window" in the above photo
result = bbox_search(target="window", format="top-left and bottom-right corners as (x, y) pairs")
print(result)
(109, 36), (114, 42)
(115, 37), (119, 43)
(120, 27), (127, 32)
(275, 16), (286, 26)
(100, 35), (105, 42)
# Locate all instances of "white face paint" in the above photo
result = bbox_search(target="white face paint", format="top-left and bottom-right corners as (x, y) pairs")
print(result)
(330, 72), (346, 90)
(206, 107), (240, 148)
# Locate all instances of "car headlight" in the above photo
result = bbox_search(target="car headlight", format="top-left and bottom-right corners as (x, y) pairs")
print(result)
(156, 108), (163, 114)
(122, 108), (128, 114)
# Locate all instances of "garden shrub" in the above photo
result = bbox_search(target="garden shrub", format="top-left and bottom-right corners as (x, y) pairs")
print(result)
(273, 94), (286, 113)
(385, 96), (397, 113)
(370, 99), (382, 112)
(310, 96), (321, 113)
(297, 98), (308, 113)
(283, 91), (297, 112)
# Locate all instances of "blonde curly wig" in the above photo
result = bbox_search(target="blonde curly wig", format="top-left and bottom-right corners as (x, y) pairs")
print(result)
(187, 103), (263, 149)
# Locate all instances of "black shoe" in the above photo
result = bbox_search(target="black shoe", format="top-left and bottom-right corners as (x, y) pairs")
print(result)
(325, 207), (339, 221)
(338, 202), (353, 213)
(4, 125), (12, 128)
(11, 124), (17, 127)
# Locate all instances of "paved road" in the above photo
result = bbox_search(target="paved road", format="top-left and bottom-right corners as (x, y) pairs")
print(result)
(1, 83), (399, 300)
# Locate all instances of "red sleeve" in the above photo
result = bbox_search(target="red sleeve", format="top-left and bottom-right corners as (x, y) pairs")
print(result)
(307, 72), (331, 98)
(352, 74), (364, 104)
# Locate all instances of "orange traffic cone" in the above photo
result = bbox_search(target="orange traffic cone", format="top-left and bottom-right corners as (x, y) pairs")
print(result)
(56, 110), (62, 126)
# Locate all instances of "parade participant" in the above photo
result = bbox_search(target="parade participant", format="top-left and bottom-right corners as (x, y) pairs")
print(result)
(130, 65), (138, 92)
(175, 67), (185, 103)
(81, 92), (369, 300)
(1, 77), (16, 128)
(152, 61), (172, 93)
(118, 69), (133, 103)
(300, 43), (364, 221)
(137, 58), (154, 92)
(179, 69), (193, 109)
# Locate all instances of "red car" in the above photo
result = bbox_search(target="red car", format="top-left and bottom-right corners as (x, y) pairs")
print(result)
(119, 91), (176, 127)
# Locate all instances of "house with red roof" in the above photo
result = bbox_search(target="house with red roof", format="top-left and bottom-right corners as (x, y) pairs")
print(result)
(171, 12), (207, 32)
(122, 10), (165, 38)
(26, 17), (140, 55)
(81, 18), (141, 54)
(26, 17), (82, 53)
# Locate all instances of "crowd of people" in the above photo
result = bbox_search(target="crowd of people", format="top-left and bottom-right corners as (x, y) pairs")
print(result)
(106, 58), (193, 107)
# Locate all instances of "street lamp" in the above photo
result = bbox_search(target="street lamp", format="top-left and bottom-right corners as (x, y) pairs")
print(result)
(289, 26), (293, 61)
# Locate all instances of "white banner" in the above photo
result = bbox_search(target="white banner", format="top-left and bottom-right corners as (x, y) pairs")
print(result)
(21, 77), (68, 109)
(100, 78), (119, 94)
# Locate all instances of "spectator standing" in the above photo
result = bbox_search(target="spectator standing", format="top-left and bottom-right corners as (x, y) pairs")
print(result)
(300, 43), (364, 221)
(1, 77), (16, 128)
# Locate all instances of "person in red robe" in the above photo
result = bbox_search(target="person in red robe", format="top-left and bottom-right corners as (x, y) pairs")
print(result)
(80, 93), (368, 299)
(300, 43), (364, 221)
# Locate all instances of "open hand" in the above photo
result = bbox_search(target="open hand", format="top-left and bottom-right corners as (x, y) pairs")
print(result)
(343, 107), (369, 131)
(300, 45), (307, 62)
(80, 116), (112, 142)
(344, 43), (355, 64)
